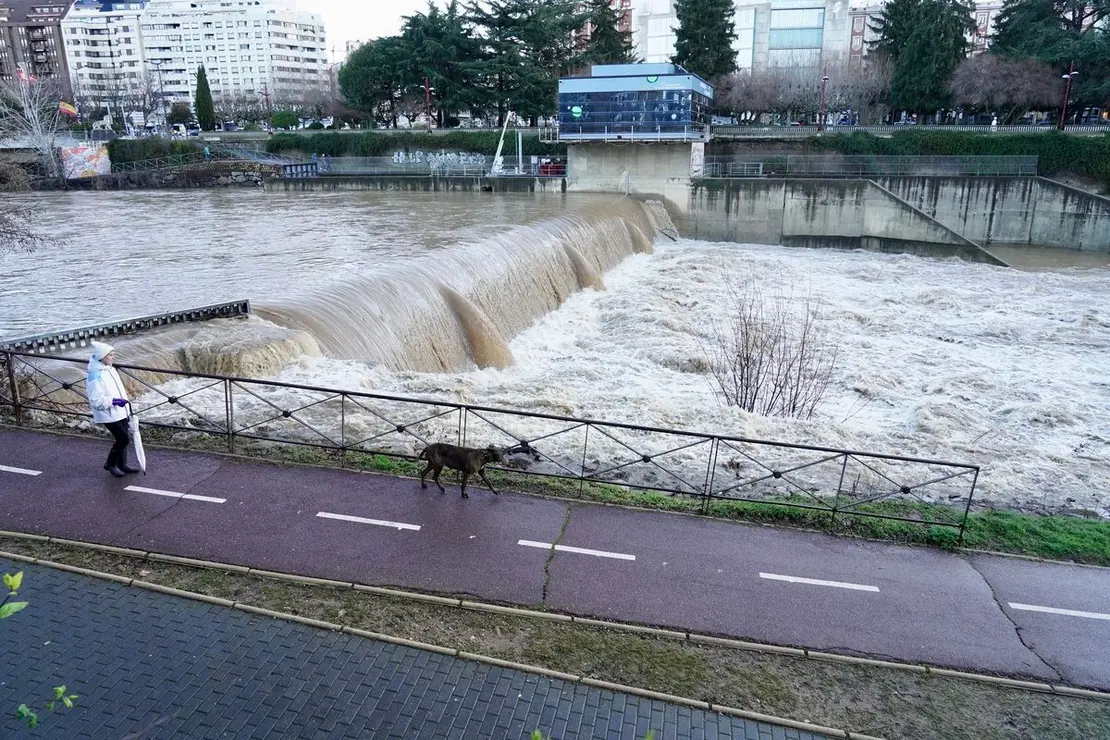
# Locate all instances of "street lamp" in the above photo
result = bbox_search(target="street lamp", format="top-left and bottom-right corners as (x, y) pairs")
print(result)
(818, 74), (830, 132)
(423, 77), (435, 129)
(1058, 62), (1078, 131)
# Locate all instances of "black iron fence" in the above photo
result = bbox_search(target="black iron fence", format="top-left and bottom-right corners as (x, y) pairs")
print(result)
(700, 155), (1039, 178)
(0, 350), (979, 539)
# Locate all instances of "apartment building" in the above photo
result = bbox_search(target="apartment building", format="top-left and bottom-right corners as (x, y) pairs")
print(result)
(62, 1), (148, 103)
(140, 0), (326, 106)
(633, 0), (1004, 71)
(633, 0), (849, 70)
(0, 0), (71, 84)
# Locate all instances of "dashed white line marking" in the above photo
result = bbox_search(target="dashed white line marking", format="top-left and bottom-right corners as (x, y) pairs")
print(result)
(125, 485), (226, 504)
(760, 572), (880, 592)
(0, 464), (42, 476)
(1009, 603), (1110, 621)
(316, 512), (421, 531)
(518, 539), (636, 561)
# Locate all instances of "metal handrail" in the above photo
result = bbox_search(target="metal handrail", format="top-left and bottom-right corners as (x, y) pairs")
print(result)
(712, 123), (1110, 139)
(700, 155), (1040, 178)
(1, 349), (980, 539)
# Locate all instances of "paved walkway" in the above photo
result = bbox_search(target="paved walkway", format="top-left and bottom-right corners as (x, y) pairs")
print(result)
(2, 428), (1107, 692)
(0, 559), (827, 739)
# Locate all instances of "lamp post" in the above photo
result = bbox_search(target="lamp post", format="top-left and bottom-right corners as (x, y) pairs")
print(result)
(423, 77), (435, 129)
(818, 73), (830, 132)
(1058, 62), (1078, 131)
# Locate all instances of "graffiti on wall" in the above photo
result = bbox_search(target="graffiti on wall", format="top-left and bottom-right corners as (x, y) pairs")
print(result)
(61, 145), (111, 179)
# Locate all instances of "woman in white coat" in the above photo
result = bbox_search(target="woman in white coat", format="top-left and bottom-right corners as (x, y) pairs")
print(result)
(86, 341), (139, 477)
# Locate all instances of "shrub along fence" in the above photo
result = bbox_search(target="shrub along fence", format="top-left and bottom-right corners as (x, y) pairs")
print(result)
(805, 131), (1110, 190)
(264, 131), (567, 158)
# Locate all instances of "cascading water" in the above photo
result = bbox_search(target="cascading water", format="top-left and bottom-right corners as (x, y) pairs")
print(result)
(253, 197), (658, 372)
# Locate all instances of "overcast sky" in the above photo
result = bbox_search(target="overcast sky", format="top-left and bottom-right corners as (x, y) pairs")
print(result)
(314, 0), (431, 62)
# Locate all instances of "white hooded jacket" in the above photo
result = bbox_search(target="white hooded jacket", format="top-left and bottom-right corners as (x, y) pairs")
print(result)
(86, 341), (129, 424)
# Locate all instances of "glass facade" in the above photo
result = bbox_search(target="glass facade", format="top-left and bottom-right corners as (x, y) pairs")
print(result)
(557, 89), (712, 137)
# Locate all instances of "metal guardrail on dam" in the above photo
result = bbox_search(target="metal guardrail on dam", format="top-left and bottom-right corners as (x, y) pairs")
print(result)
(0, 349), (981, 540)
(0, 300), (251, 355)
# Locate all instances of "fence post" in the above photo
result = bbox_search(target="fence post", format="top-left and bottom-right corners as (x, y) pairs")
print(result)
(831, 454), (849, 528)
(579, 424), (590, 497)
(702, 437), (719, 515)
(958, 468), (979, 545)
(225, 379), (235, 453)
(4, 351), (22, 426)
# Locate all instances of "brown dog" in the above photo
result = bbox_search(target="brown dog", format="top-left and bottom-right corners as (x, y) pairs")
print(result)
(418, 443), (503, 498)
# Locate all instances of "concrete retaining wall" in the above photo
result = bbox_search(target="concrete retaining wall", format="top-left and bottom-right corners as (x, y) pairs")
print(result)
(875, 176), (1110, 252)
(689, 178), (1003, 263)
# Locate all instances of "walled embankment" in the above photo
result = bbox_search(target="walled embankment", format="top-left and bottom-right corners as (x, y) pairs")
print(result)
(688, 178), (1005, 264)
(874, 177), (1110, 252)
(64, 162), (281, 190)
(263, 175), (565, 193)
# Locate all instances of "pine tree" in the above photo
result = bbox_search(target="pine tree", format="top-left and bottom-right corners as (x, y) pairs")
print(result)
(870, 0), (975, 118)
(578, 0), (636, 65)
(194, 66), (216, 131)
(671, 0), (737, 80)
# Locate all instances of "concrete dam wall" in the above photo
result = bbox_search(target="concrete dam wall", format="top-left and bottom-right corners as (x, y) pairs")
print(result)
(688, 179), (1005, 264)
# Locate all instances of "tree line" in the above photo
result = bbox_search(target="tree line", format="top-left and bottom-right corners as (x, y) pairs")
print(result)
(692, 0), (1110, 124)
(338, 0), (634, 128)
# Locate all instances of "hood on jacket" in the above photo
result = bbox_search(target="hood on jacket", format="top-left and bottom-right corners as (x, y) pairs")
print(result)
(87, 341), (116, 374)
(90, 341), (114, 361)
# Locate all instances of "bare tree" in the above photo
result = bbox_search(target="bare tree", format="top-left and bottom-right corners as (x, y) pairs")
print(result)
(950, 55), (1061, 122)
(0, 67), (67, 181)
(705, 275), (838, 420)
(824, 55), (894, 124)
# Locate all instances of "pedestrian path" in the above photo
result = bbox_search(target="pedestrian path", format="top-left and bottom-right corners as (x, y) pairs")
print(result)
(0, 559), (830, 740)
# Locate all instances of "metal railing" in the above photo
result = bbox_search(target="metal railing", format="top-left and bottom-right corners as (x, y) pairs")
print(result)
(0, 301), (251, 355)
(712, 123), (1110, 138)
(700, 155), (1039, 178)
(0, 350), (980, 539)
(545, 124), (710, 143)
(311, 156), (567, 177)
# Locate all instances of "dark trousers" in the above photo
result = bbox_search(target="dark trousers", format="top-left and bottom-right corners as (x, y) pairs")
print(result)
(103, 419), (130, 469)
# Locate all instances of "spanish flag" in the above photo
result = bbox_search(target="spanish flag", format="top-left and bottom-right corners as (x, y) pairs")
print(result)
(58, 101), (78, 117)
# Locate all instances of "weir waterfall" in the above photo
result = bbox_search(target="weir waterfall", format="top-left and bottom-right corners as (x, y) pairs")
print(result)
(252, 198), (657, 372)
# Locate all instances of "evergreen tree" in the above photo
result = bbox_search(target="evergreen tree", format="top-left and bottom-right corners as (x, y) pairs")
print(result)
(465, 0), (580, 125)
(578, 0), (636, 65)
(339, 37), (411, 127)
(992, 0), (1110, 110)
(870, 0), (975, 118)
(401, 1), (483, 126)
(671, 0), (737, 80)
(194, 66), (216, 131)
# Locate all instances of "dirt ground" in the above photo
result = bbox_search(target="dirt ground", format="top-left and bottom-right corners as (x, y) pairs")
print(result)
(3, 537), (1107, 740)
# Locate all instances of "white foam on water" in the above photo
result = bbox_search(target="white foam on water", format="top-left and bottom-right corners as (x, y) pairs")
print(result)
(268, 240), (1110, 517)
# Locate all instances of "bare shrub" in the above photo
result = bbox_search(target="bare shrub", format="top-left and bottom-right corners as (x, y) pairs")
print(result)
(706, 275), (838, 419)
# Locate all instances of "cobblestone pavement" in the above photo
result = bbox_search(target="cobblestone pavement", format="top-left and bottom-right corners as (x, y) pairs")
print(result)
(0, 560), (830, 740)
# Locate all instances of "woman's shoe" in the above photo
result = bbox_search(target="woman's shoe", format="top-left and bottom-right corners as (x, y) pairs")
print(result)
(103, 464), (125, 478)
(119, 464), (141, 474)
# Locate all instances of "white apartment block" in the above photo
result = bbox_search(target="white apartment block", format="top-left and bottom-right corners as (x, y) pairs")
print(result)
(633, 0), (999, 71)
(62, 1), (148, 101)
(140, 0), (326, 106)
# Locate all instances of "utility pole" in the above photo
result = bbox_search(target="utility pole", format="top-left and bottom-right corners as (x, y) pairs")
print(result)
(150, 59), (167, 134)
(262, 82), (272, 130)
(424, 77), (432, 129)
